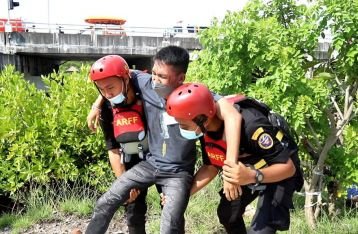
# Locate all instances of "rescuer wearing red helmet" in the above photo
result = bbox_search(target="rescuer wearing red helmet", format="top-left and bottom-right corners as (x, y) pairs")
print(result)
(89, 55), (131, 105)
(86, 55), (153, 234)
(85, 46), (242, 234)
(166, 83), (304, 234)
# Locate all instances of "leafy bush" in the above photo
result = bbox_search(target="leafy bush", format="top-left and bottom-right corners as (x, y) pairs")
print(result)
(187, 0), (357, 198)
(0, 65), (113, 195)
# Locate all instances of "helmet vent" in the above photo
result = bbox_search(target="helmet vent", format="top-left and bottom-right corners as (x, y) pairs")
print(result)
(99, 68), (103, 72)
(188, 89), (192, 93)
(194, 84), (198, 87)
(178, 91), (183, 95)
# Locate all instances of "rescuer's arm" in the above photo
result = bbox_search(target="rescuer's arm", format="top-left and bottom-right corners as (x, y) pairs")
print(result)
(216, 98), (242, 162)
(190, 165), (220, 195)
(222, 111), (297, 186)
(222, 159), (296, 185)
(108, 149), (126, 177)
(87, 95), (104, 132)
(216, 98), (243, 201)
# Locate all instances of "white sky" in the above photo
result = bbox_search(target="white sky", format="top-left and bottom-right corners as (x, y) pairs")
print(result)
(0, 0), (249, 28)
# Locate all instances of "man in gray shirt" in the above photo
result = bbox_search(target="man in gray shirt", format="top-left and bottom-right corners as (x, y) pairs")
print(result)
(85, 46), (241, 234)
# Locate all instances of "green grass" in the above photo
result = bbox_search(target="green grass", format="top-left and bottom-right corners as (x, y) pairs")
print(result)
(145, 185), (164, 232)
(2, 204), (54, 234)
(59, 197), (94, 216)
(185, 178), (224, 233)
(0, 180), (100, 233)
(0, 214), (14, 229)
(0, 178), (357, 233)
(280, 208), (358, 234)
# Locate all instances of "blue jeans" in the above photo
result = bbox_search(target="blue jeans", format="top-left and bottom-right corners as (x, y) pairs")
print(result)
(85, 161), (193, 234)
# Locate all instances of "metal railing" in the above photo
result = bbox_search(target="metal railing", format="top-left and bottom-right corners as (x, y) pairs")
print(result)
(18, 21), (202, 38)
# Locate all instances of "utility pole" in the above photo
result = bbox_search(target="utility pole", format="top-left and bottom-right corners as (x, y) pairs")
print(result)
(6, 0), (20, 32)
(6, 0), (12, 32)
(48, 0), (51, 32)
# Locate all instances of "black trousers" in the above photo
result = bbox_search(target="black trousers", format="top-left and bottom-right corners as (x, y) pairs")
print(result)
(217, 178), (296, 234)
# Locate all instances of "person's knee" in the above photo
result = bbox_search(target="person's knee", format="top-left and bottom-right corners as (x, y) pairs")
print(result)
(94, 190), (126, 216)
(94, 194), (108, 212)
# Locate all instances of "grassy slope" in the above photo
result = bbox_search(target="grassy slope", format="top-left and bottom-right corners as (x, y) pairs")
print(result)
(0, 176), (357, 233)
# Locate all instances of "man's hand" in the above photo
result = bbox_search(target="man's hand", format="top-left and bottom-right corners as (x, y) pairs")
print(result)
(222, 160), (255, 186)
(87, 107), (100, 132)
(125, 189), (141, 204)
(223, 180), (242, 201)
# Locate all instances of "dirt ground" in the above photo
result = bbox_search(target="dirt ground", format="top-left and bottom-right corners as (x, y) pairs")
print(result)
(0, 204), (257, 234)
(0, 214), (128, 234)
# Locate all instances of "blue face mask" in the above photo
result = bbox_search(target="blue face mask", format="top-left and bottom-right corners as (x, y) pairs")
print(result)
(179, 127), (203, 140)
(108, 92), (125, 105)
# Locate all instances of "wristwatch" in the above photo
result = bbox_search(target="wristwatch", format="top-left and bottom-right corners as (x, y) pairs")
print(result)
(255, 169), (264, 185)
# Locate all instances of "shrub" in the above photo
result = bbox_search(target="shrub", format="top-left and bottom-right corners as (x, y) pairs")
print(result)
(0, 65), (113, 195)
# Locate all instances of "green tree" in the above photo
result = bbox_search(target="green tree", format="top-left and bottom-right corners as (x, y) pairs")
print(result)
(187, 0), (357, 228)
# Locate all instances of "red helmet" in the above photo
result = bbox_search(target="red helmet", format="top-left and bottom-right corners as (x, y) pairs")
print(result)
(89, 55), (130, 81)
(166, 83), (216, 120)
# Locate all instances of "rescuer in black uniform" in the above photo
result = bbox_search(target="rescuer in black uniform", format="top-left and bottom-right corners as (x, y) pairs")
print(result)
(166, 83), (304, 234)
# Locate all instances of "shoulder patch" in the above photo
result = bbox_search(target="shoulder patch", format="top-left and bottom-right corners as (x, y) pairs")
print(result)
(258, 133), (273, 149)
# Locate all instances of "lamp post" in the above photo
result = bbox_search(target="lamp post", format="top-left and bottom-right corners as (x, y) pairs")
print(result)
(6, 0), (21, 32)
(6, 1), (11, 32)
(48, 0), (50, 32)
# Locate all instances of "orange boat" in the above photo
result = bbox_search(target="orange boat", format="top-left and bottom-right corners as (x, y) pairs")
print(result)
(85, 16), (126, 25)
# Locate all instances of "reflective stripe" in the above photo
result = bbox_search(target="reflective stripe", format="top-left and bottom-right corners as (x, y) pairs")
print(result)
(254, 159), (267, 169)
(251, 127), (264, 140)
(276, 130), (284, 141)
(162, 141), (167, 156)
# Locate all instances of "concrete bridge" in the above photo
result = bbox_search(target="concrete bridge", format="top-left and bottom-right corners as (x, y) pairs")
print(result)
(0, 22), (331, 80)
(0, 30), (202, 76)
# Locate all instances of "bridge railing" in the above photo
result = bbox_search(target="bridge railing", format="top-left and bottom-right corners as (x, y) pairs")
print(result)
(20, 21), (201, 38)
(0, 21), (203, 56)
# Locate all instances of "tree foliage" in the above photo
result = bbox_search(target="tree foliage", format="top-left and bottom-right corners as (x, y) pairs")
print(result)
(187, 0), (357, 225)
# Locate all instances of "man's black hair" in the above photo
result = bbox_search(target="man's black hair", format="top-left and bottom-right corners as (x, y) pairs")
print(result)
(153, 46), (190, 73)
(193, 114), (208, 133)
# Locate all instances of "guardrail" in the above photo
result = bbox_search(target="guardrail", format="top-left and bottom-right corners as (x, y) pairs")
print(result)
(17, 21), (204, 38)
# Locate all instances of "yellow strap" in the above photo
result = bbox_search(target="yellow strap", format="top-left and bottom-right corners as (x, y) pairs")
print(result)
(251, 127), (264, 140)
(276, 130), (283, 141)
(254, 159), (267, 169)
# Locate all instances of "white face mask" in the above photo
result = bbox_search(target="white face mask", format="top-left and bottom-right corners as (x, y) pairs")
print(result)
(152, 80), (175, 98)
(179, 126), (203, 140)
(107, 79), (126, 105)
(108, 92), (125, 105)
